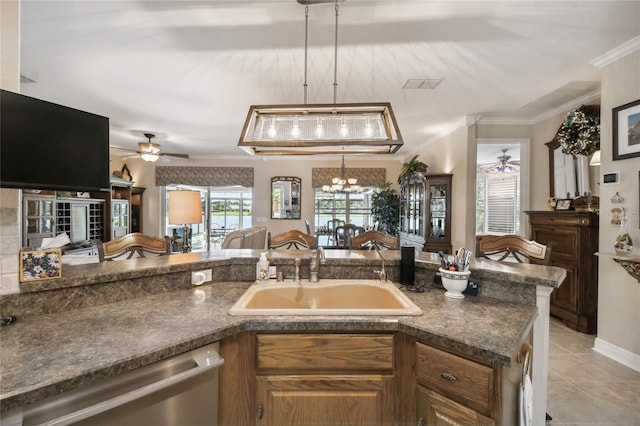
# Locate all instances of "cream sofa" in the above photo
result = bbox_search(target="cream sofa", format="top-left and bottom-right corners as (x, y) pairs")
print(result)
(221, 226), (267, 249)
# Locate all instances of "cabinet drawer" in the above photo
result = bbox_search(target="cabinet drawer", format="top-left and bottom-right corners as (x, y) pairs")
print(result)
(417, 386), (495, 426)
(257, 334), (394, 372)
(416, 343), (494, 416)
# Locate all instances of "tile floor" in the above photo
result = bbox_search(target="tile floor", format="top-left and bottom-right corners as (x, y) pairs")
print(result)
(546, 317), (640, 425)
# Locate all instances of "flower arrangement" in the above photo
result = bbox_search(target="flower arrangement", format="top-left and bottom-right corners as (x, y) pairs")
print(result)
(557, 105), (600, 157)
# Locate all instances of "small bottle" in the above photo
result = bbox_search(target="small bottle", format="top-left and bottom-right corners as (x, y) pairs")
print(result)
(256, 252), (270, 282)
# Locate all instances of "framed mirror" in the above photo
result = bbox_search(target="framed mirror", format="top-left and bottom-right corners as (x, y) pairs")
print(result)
(546, 138), (577, 198)
(271, 176), (301, 219)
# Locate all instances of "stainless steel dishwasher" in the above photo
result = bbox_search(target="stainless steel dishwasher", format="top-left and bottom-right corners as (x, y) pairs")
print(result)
(5, 343), (223, 426)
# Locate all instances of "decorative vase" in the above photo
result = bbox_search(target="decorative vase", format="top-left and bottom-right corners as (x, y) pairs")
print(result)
(614, 216), (633, 256)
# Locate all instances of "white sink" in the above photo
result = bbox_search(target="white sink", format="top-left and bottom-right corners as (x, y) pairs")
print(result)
(229, 279), (423, 316)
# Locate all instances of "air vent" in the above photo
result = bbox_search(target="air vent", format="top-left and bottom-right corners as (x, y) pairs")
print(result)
(402, 78), (443, 90)
(20, 75), (37, 83)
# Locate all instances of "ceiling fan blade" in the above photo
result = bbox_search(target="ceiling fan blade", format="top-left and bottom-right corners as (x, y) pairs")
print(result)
(161, 152), (190, 159)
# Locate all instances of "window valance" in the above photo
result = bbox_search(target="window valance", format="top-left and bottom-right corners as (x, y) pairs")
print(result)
(311, 168), (386, 188)
(156, 166), (254, 187)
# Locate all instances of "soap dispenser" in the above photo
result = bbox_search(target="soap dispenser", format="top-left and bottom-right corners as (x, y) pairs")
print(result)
(257, 252), (269, 282)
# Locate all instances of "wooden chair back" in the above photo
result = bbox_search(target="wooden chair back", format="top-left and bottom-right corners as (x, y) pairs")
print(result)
(268, 230), (316, 249)
(349, 230), (399, 250)
(475, 234), (553, 265)
(98, 233), (171, 262)
(326, 219), (345, 245)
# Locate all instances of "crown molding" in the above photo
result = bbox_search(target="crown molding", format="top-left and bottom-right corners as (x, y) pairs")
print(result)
(590, 35), (640, 69)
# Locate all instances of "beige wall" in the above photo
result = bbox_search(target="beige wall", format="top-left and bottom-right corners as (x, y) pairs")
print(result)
(596, 49), (640, 362)
(0, 0), (21, 295)
(412, 125), (472, 252)
(117, 156), (403, 239)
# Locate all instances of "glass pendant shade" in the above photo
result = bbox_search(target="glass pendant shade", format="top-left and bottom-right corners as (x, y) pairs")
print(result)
(139, 141), (161, 162)
(238, 103), (403, 155)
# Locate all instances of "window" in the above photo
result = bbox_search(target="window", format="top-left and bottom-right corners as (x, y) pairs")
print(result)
(476, 175), (520, 234)
(314, 189), (374, 228)
(164, 185), (252, 251)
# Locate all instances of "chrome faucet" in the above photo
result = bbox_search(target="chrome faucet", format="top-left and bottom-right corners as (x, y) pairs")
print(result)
(309, 247), (325, 283)
(372, 245), (387, 282)
(294, 258), (301, 282)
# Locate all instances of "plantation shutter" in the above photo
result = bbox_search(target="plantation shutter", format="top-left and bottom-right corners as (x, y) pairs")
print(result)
(486, 176), (519, 234)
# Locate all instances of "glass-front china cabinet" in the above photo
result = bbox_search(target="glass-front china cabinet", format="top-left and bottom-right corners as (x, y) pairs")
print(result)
(400, 174), (452, 253)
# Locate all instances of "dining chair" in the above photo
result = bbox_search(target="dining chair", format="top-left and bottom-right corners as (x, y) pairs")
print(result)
(326, 219), (345, 246)
(349, 230), (399, 250)
(475, 234), (554, 265)
(268, 230), (317, 249)
(334, 224), (364, 247)
(98, 233), (171, 261)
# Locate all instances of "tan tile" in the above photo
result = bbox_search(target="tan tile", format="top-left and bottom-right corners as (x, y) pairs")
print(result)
(578, 380), (640, 417)
(546, 381), (611, 424)
(547, 367), (567, 383)
(549, 354), (614, 383)
(549, 340), (571, 355)
(550, 332), (596, 354)
(576, 352), (640, 381)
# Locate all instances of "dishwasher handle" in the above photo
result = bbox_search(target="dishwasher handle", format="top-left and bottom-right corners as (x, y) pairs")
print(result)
(39, 345), (224, 426)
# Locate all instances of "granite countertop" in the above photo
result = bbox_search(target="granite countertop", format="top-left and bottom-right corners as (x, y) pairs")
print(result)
(18, 249), (566, 294)
(0, 279), (537, 413)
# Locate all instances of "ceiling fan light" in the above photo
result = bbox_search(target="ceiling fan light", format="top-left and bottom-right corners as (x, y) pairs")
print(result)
(141, 153), (160, 162)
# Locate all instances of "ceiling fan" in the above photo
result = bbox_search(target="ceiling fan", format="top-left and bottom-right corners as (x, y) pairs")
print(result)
(479, 149), (520, 174)
(114, 133), (190, 162)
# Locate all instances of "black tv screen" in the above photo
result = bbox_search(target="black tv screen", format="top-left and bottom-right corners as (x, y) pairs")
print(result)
(1, 89), (110, 192)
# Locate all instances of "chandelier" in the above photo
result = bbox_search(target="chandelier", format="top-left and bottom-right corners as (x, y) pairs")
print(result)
(322, 155), (362, 193)
(238, 0), (403, 156)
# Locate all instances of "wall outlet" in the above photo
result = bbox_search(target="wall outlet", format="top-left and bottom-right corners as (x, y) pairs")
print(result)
(191, 269), (212, 285)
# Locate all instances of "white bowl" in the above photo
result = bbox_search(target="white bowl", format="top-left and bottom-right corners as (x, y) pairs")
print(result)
(439, 268), (471, 299)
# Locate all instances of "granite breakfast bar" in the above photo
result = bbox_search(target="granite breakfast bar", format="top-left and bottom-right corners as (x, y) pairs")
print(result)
(0, 250), (565, 424)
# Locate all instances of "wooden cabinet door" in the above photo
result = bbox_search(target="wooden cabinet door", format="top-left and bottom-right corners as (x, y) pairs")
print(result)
(256, 375), (394, 426)
(417, 386), (494, 426)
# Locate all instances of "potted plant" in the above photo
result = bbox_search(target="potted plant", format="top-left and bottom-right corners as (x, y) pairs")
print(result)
(398, 155), (428, 186)
(370, 182), (399, 236)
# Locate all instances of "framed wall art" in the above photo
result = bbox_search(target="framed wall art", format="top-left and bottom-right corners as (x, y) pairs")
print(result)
(613, 99), (640, 161)
(554, 199), (572, 211)
(19, 249), (62, 282)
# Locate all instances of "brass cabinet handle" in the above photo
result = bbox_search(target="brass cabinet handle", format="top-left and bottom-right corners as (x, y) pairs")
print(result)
(440, 371), (457, 381)
(257, 404), (263, 420)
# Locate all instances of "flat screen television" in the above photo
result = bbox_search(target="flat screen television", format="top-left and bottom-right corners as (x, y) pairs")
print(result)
(1, 89), (110, 192)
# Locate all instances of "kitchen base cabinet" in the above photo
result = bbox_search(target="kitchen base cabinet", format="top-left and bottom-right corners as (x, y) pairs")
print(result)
(415, 342), (520, 426)
(256, 375), (393, 426)
(219, 332), (519, 426)
(256, 333), (395, 426)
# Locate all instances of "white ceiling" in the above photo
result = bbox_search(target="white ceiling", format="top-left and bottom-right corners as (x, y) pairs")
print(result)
(18, 1), (640, 160)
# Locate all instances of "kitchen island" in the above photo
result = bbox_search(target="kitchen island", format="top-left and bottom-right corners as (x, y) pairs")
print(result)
(0, 250), (565, 424)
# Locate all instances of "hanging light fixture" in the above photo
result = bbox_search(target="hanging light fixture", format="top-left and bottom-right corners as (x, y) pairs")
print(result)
(238, 0), (403, 156)
(139, 134), (161, 162)
(322, 155), (362, 193)
(479, 149), (521, 174)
